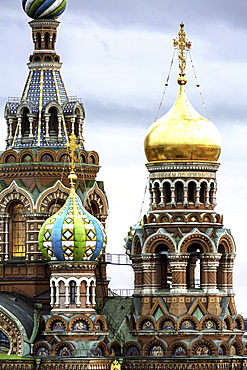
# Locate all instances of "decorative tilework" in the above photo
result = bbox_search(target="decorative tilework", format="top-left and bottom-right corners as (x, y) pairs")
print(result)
(38, 191), (106, 261)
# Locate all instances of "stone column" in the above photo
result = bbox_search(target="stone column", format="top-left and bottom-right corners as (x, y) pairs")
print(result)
(195, 185), (200, 207)
(205, 186), (210, 207)
(171, 185), (176, 206)
(225, 254), (235, 294)
(71, 117), (76, 134)
(28, 115), (34, 138)
(44, 114), (50, 139)
(17, 116), (22, 139)
(183, 185), (188, 207)
(57, 115), (62, 141)
(168, 253), (189, 293)
(200, 253), (221, 293)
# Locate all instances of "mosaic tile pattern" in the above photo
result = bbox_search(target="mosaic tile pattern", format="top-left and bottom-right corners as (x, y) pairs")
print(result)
(38, 191), (106, 261)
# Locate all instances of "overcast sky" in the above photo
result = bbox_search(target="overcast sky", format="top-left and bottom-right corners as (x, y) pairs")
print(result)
(0, 1), (247, 315)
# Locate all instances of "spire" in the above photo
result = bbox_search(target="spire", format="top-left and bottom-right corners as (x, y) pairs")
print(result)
(173, 23), (191, 85)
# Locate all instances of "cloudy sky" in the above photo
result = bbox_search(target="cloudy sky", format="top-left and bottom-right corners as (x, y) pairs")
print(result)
(0, 1), (247, 315)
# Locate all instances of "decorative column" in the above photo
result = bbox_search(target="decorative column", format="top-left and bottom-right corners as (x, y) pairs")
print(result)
(212, 183), (217, 208)
(28, 115), (34, 138)
(225, 254), (235, 294)
(171, 184), (176, 206)
(17, 116), (22, 139)
(58, 115), (62, 141)
(168, 253), (189, 293)
(200, 253), (221, 293)
(183, 185), (188, 207)
(205, 185), (210, 207)
(71, 117), (76, 134)
(44, 114), (50, 139)
(4, 215), (10, 261)
(195, 185), (200, 207)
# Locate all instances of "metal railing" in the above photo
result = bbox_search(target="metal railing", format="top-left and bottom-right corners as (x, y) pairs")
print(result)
(105, 253), (132, 265)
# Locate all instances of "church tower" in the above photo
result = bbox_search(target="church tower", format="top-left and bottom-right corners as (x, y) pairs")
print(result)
(0, 0), (108, 302)
(126, 23), (245, 358)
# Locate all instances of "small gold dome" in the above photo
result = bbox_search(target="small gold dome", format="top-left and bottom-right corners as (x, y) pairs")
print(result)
(144, 85), (222, 163)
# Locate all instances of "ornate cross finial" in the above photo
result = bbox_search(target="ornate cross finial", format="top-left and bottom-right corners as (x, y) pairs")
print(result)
(173, 23), (191, 85)
(67, 133), (80, 188)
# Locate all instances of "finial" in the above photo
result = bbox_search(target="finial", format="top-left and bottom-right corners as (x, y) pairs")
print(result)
(67, 133), (80, 190)
(173, 23), (192, 85)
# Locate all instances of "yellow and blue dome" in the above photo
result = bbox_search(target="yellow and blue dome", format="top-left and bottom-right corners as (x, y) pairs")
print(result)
(38, 188), (106, 261)
(22, 0), (67, 19)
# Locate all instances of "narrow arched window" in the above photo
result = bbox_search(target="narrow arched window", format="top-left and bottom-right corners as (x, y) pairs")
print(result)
(70, 281), (76, 304)
(45, 32), (49, 49)
(155, 244), (171, 289)
(176, 182), (183, 202)
(200, 182), (207, 204)
(163, 182), (171, 203)
(10, 203), (26, 259)
(49, 107), (58, 135)
(22, 107), (30, 136)
(37, 32), (41, 49)
(186, 243), (202, 290)
(154, 183), (161, 205)
(188, 182), (196, 203)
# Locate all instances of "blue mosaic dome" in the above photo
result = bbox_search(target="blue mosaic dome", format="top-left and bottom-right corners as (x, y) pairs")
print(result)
(22, 0), (67, 19)
(38, 187), (106, 261)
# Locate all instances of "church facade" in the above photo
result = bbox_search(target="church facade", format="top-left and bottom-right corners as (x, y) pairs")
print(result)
(0, 1), (246, 369)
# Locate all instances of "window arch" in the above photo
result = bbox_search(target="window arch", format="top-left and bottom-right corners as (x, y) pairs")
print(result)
(37, 32), (41, 49)
(163, 182), (171, 204)
(22, 108), (30, 136)
(49, 107), (58, 135)
(200, 182), (207, 204)
(176, 181), (183, 203)
(49, 200), (65, 214)
(154, 183), (161, 205)
(188, 182), (196, 203)
(9, 203), (26, 259)
(70, 281), (76, 304)
(155, 243), (171, 289)
(45, 32), (49, 49)
(186, 243), (202, 290)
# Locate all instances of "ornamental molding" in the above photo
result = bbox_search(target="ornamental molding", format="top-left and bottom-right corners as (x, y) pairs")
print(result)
(179, 228), (215, 253)
(144, 229), (176, 254)
(0, 181), (34, 213)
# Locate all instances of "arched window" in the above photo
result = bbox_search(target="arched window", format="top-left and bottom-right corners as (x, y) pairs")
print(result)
(45, 32), (49, 49)
(49, 200), (64, 214)
(9, 203), (26, 259)
(188, 182), (196, 203)
(176, 182), (183, 203)
(186, 243), (202, 289)
(200, 182), (207, 204)
(49, 107), (58, 135)
(155, 243), (171, 289)
(37, 32), (41, 49)
(90, 201), (99, 217)
(70, 281), (76, 304)
(154, 183), (161, 205)
(163, 182), (171, 204)
(22, 108), (30, 136)
(217, 244), (225, 291)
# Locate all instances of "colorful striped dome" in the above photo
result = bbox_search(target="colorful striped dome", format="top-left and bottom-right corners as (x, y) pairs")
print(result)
(22, 0), (67, 19)
(38, 189), (106, 261)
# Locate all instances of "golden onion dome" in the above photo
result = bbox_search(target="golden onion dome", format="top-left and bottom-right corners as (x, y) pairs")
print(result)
(144, 85), (222, 162)
(144, 23), (222, 163)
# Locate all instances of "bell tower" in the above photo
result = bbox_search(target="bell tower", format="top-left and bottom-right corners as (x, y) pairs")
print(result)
(126, 24), (244, 358)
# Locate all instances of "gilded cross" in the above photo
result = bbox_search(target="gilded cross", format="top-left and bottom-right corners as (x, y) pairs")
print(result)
(173, 23), (191, 74)
(66, 133), (80, 173)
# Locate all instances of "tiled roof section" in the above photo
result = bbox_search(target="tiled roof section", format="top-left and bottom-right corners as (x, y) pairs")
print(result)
(6, 102), (19, 115)
(21, 68), (68, 108)
(64, 101), (76, 114)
